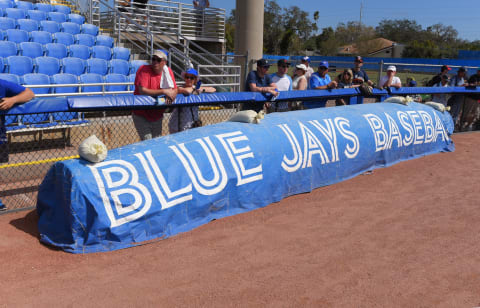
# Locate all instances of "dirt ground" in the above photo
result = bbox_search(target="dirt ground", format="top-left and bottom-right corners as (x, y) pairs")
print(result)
(1, 133), (479, 307)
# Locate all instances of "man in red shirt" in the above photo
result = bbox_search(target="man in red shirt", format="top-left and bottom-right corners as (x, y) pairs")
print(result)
(133, 50), (177, 140)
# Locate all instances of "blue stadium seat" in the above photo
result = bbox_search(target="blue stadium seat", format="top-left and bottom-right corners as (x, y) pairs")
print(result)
(5, 7), (26, 19)
(109, 59), (130, 75)
(105, 73), (128, 92)
(91, 45), (111, 60)
(128, 73), (136, 91)
(17, 18), (39, 32)
(80, 23), (98, 36)
(51, 73), (77, 94)
(112, 46), (130, 61)
(95, 35), (114, 48)
(79, 73), (103, 93)
(34, 56), (60, 76)
(61, 21), (80, 35)
(40, 20), (60, 33)
(62, 57), (85, 75)
(53, 5), (70, 15)
(6, 55), (33, 75)
(0, 0), (13, 9)
(45, 42), (67, 59)
(47, 11), (66, 23)
(34, 3), (53, 12)
(0, 73), (21, 84)
(0, 58), (4, 73)
(19, 41), (44, 58)
(129, 60), (148, 75)
(6, 28), (29, 43)
(30, 30), (52, 44)
(53, 31), (74, 45)
(22, 73), (50, 94)
(86, 58), (108, 75)
(68, 44), (90, 59)
(75, 33), (95, 47)
(0, 40), (17, 58)
(67, 13), (84, 25)
(0, 30), (4, 40)
(0, 16), (16, 30)
(15, 1), (34, 11)
(26, 9), (47, 21)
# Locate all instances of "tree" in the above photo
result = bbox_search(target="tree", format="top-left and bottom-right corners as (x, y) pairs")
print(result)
(263, 0), (283, 54)
(225, 9), (235, 52)
(375, 19), (422, 43)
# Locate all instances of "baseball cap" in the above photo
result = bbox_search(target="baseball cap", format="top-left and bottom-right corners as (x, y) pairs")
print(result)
(256, 58), (271, 68)
(295, 64), (307, 71)
(277, 59), (291, 66)
(409, 80), (417, 87)
(441, 65), (451, 71)
(354, 56), (363, 63)
(318, 61), (329, 69)
(458, 66), (466, 72)
(181, 68), (198, 79)
(301, 56), (310, 63)
(386, 65), (396, 72)
(152, 50), (168, 60)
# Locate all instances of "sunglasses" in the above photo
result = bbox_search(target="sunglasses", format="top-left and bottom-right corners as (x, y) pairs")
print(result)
(151, 57), (164, 62)
(184, 75), (196, 80)
(279, 65), (289, 68)
(319, 66), (327, 70)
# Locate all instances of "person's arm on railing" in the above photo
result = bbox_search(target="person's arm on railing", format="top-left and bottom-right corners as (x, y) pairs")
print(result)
(0, 88), (35, 110)
(137, 86), (178, 104)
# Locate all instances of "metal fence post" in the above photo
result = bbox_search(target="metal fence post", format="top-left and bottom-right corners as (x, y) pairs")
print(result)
(178, 3), (183, 36)
(378, 60), (384, 85)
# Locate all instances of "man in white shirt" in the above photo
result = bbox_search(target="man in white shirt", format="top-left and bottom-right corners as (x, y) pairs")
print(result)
(301, 56), (315, 81)
(270, 59), (292, 112)
(379, 65), (402, 89)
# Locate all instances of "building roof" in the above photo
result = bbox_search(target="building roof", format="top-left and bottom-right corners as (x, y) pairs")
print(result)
(338, 38), (396, 56)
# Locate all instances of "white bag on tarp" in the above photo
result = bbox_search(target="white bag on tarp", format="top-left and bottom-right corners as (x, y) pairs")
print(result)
(384, 96), (413, 105)
(78, 135), (108, 163)
(228, 110), (265, 124)
(425, 101), (451, 113)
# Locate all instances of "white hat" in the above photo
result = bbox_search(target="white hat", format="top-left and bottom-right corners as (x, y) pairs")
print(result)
(152, 50), (168, 60)
(295, 64), (307, 71)
(386, 65), (396, 72)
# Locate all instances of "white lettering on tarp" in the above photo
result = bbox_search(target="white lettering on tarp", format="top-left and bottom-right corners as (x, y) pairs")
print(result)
(433, 112), (449, 142)
(419, 111), (434, 143)
(397, 111), (414, 146)
(334, 117), (360, 159)
(385, 113), (403, 149)
(299, 122), (329, 168)
(216, 131), (263, 186)
(170, 137), (227, 195)
(363, 114), (388, 151)
(309, 119), (339, 163)
(278, 124), (303, 173)
(89, 160), (152, 228)
(407, 111), (424, 145)
(135, 151), (192, 210)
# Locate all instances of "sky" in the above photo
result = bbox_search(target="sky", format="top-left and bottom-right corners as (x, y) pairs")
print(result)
(207, 0), (480, 41)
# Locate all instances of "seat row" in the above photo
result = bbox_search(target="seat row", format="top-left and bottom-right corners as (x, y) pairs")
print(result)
(1, 72), (136, 95)
(0, 8), (84, 24)
(0, 0), (73, 15)
(0, 41), (129, 60)
(1, 30), (113, 47)
(1, 56), (148, 76)
(0, 19), (97, 35)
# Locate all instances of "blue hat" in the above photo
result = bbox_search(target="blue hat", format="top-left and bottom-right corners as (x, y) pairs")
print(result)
(409, 80), (417, 87)
(182, 68), (198, 79)
(318, 61), (329, 69)
(302, 56), (310, 63)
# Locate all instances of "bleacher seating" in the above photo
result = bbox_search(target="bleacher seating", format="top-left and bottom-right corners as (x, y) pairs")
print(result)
(19, 41), (44, 58)
(79, 73), (103, 92)
(35, 56), (60, 75)
(91, 45), (111, 60)
(80, 23), (98, 36)
(87, 58), (108, 75)
(27, 9), (47, 21)
(47, 11), (66, 23)
(53, 31), (74, 45)
(5, 7), (26, 19)
(109, 59), (130, 75)
(45, 42), (68, 59)
(0, 0), (13, 9)
(128, 73), (136, 90)
(31, 30), (52, 44)
(6, 55), (33, 75)
(105, 73), (128, 92)
(40, 19), (60, 33)
(95, 35), (113, 48)
(53, 5), (70, 15)
(61, 21), (80, 34)
(0, 16), (16, 30)
(68, 44), (90, 59)
(17, 18), (39, 31)
(62, 57), (85, 75)
(0, 73), (20, 83)
(34, 3), (53, 13)
(22, 73), (50, 94)
(6, 28), (29, 43)
(15, 1), (34, 11)
(113, 46), (130, 61)
(0, 40), (17, 57)
(67, 13), (84, 25)
(0, 57), (4, 72)
(51, 73), (77, 93)
(75, 33), (95, 47)
(129, 60), (148, 75)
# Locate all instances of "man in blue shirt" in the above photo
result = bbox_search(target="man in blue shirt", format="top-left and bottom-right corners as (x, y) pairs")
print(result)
(305, 61), (337, 109)
(243, 58), (278, 112)
(0, 79), (34, 210)
(351, 56), (373, 86)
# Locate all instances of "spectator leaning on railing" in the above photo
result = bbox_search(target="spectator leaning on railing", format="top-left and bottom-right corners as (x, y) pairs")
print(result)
(379, 65), (402, 89)
(427, 65), (451, 87)
(305, 61), (337, 109)
(448, 66), (468, 129)
(243, 58), (278, 112)
(461, 67), (480, 131)
(352, 56), (373, 86)
(270, 59), (293, 112)
(300, 56), (315, 81)
(432, 75), (451, 107)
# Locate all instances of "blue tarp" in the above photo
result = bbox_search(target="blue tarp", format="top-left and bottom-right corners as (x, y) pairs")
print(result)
(37, 102), (454, 253)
